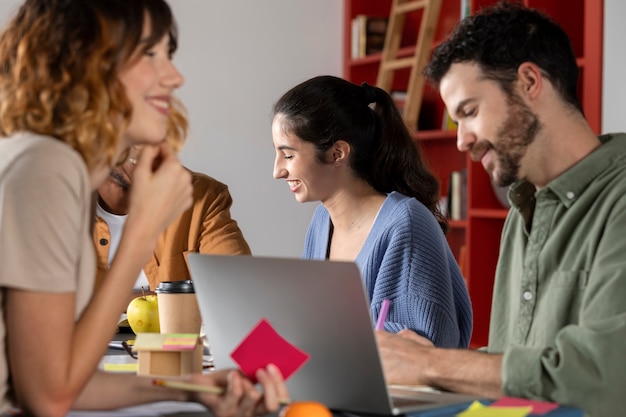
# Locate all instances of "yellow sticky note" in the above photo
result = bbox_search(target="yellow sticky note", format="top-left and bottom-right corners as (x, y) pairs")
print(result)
(163, 334), (198, 350)
(134, 333), (198, 351)
(103, 363), (138, 373)
(456, 401), (532, 417)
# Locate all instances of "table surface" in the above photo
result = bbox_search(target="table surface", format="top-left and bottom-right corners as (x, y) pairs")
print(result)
(100, 332), (583, 417)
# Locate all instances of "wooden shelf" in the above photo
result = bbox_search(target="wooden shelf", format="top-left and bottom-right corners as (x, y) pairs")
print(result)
(470, 209), (509, 220)
(344, 0), (603, 347)
(448, 219), (467, 229)
(415, 130), (456, 141)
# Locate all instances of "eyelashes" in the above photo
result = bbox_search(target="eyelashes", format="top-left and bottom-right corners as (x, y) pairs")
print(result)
(109, 171), (130, 191)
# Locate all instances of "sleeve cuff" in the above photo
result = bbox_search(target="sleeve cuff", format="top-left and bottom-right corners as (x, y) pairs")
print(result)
(502, 345), (546, 398)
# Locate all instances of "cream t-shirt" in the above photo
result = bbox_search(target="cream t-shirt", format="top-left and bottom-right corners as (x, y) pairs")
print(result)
(0, 132), (94, 412)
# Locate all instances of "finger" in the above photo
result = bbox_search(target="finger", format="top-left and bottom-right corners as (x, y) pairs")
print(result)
(134, 144), (159, 172)
(398, 329), (434, 346)
(267, 363), (290, 403)
(398, 329), (417, 339)
(255, 367), (278, 413)
(224, 371), (246, 415)
(147, 143), (184, 179)
(257, 363), (289, 414)
(156, 141), (175, 157)
(375, 329), (392, 343)
(231, 373), (261, 417)
(203, 371), (242, 417)
(147, 142), (177, 173)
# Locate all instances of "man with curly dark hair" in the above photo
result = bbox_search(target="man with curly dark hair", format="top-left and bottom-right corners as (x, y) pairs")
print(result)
(376, 3), (626, 416)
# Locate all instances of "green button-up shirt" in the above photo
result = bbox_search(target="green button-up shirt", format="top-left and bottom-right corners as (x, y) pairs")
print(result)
(487, 133), (626, 417)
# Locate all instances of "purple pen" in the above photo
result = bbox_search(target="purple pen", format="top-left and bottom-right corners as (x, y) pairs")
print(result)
(375, 298), (390, 330)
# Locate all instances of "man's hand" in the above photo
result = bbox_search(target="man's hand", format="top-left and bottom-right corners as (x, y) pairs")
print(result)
(376, 329), (434, 386)
(377, 330), (504, 398)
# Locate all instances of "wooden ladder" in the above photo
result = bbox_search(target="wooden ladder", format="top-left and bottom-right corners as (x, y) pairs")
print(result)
(376, 0), (442, 131)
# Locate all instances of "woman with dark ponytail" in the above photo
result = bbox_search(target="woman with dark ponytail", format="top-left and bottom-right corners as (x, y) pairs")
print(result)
(272, 75), (472, 348)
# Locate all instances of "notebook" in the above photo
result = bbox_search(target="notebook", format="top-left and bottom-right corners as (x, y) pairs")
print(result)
(187, 253), (484, 416)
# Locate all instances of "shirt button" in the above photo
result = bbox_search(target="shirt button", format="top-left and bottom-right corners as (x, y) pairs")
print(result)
(566, 191), (575, 200)
(523, 291), (533, 301)
(99, 238), (109, 246)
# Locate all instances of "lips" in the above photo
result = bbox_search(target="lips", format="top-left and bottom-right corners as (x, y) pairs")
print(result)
(480, 150), (491, 166)
(287, 180), (301, 192)
(147, 96), (171, 115)
(470, 141), (493, 163)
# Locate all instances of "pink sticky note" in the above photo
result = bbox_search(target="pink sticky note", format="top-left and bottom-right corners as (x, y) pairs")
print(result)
(230, 318), (310, 383)
(491, 397), (559, 415)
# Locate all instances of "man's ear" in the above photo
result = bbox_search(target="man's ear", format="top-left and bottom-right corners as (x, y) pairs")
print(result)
(331, 140), (350, 163)
(517, 62), (543, 100)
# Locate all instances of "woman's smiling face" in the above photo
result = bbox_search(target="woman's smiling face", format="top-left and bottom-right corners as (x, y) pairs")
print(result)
(272, 114), (338, 204)
(118, 18), (184, 148)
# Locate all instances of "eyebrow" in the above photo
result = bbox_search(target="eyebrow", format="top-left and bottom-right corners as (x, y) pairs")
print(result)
(276, 145), (297, 151)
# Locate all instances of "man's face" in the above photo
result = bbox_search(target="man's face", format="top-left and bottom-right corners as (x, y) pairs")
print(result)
(97, 148), (139, 215)
(109, 165), (133, 191)
(112, 146), (140, 189)
(440, 62), (541, 187)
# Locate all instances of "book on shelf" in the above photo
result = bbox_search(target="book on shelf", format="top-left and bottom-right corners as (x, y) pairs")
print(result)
(441, 108), (457, 131)
(460, 0), (472, 19)
(351, 15), (388, 59)
(447, 169), (467, 221)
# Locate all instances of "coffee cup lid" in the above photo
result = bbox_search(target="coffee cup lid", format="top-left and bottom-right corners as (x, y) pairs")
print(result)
(155, 280), (195, 294)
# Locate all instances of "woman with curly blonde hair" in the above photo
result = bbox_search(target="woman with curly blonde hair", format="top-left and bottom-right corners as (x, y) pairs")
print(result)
(0, 1), (287, 416)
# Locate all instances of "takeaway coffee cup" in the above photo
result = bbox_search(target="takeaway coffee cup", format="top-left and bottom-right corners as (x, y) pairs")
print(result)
(155, 280), (202, 334)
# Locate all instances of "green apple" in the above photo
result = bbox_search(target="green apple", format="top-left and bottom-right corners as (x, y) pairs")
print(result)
(127, 294), (160, 334)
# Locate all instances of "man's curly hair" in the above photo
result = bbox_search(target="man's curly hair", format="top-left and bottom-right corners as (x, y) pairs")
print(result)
(424, 1), (581, 113)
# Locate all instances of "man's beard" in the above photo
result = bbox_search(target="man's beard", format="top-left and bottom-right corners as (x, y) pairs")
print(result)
(490, 95), (542, 187)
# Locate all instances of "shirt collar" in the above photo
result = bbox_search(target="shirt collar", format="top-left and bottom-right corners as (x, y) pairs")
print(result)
(509, 133), (625, 209)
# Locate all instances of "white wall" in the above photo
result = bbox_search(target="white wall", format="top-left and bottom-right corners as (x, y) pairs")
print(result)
(602, 0), (625, 134)
(170, 1), (342, 257)
(6, 0), (622, 255)
(0, 0), (343, 258)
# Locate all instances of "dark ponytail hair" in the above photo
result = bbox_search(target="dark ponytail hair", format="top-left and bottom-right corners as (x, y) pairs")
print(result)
(273, 75), (447, 232)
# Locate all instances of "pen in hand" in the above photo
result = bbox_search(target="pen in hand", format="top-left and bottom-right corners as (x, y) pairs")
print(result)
(152, 379), (291, 404)
(375, 298), (390, 330)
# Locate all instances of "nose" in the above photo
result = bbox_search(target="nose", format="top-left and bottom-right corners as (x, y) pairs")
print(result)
(456, 122), (475, 153)
(273, 155), (287, 179)
(162, 60), (184, 89)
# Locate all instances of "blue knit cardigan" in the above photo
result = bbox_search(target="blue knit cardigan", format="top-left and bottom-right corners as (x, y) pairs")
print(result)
(302, 192), (473, 348)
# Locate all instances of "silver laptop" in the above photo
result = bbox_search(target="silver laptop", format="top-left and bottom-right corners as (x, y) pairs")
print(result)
(188, 253), (483, 416)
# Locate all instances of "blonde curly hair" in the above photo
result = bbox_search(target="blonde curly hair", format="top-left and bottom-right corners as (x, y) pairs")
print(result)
(0, 0), (188, 170)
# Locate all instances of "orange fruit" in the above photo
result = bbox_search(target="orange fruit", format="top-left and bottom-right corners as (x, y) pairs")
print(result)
(280, 401), (332, 417)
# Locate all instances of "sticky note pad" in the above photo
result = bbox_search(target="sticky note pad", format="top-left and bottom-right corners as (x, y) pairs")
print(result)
(103, 363), (138, 373)
(162, 334), (199, 350)
(230, 318), (310, 383)
(456, 401), (532, 417)
(491, 397), (559, 415)
(133, 333), (199, 351)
